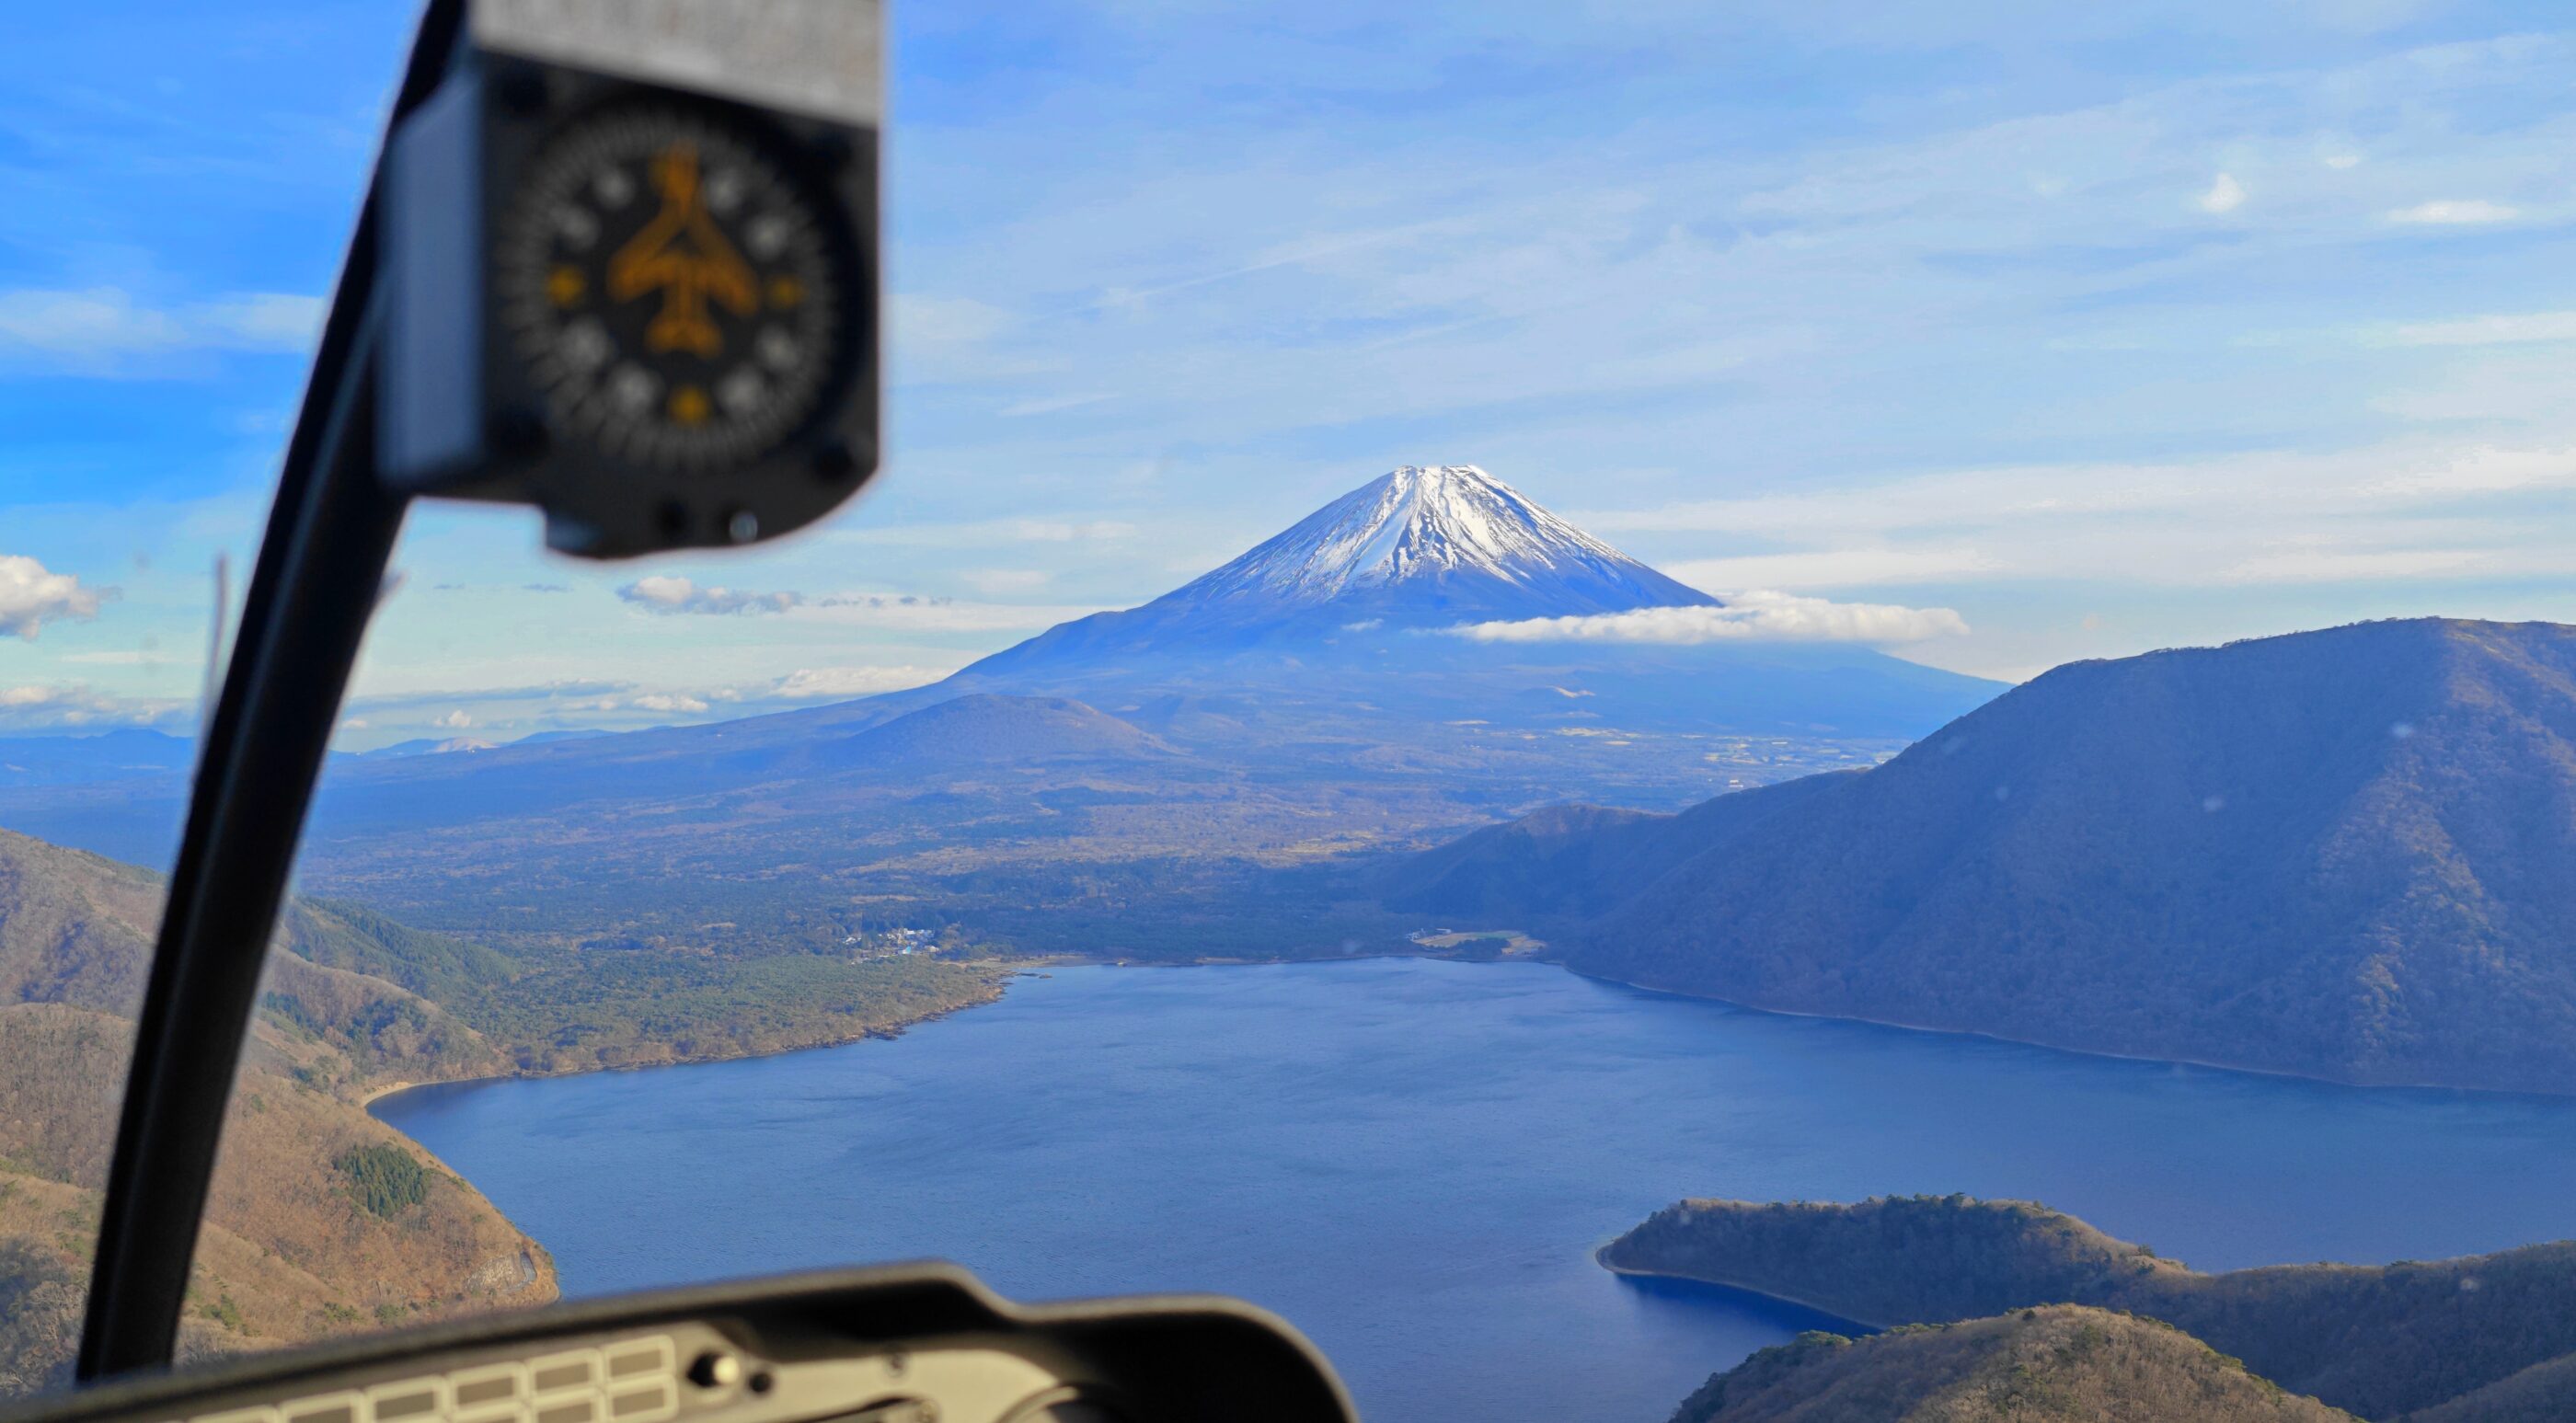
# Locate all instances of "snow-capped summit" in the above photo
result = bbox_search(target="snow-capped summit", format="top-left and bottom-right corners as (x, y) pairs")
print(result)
(963, 465), (1717, 671)
(1169, 465), (1715, 617)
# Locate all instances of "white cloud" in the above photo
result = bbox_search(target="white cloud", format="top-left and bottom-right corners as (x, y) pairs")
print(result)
(1583, 436), (2576, 591)
(2382, 311), (2576, 347)
(2324, 153), (2363, 169)
(2386, 199), (2520, 225)
(431, 709), (474, 729)
(0, 555), (109, 638)
(0, 683), (186, 730)
(0, 290), (180, 354)
(1662, 547), (1995, 591)
(1006, 520), (1136, 543)
(192, 293), (327, 349)
(350, 680), (634, 710)
(57, 649), (165, 665)
(2197, 172), (2246, 213)
(894, 293), (1013, 348)
(837, 518), (1140, 548)
(1448, 591), (1971, 646)
(999, 393), (1117, 418)
(772, 665), (954, 699)
(0, 287), (325, 363)
(962, 568), (1052, 594)
(618, 576), (801, 615)
(629, 694), (709, 714)
(787, 595), (1105, 634)
(888, 293), (1034, 384)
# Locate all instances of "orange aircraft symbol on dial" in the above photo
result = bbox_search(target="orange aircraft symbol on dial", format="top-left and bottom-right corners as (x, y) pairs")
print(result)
(607, 143), (759, 359)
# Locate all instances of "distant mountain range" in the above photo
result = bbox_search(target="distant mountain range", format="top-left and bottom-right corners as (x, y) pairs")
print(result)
(1386, 618), (2576, 1096)
(0, 729), (201, 789)
(0, 466), (1995, 955)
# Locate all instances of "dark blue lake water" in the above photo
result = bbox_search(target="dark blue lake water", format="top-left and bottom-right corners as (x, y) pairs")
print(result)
(377, 959), (2576, 1422)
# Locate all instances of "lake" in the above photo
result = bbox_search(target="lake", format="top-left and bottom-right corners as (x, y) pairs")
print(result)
(376, 958), (2576, 1422)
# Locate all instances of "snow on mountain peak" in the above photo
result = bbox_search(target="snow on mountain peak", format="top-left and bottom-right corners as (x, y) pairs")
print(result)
(961, 465), (1719, 672)
(1168, 465), (1715, 620)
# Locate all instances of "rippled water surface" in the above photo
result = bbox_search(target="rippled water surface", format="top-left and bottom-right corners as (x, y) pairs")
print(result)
(380, 959), (2576, 1422)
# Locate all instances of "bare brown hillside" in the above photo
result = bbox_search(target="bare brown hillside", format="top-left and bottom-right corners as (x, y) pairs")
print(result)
(0, 828), (555, 1398)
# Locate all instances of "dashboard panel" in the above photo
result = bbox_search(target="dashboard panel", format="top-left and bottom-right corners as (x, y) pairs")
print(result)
(12, 1266), (1351, 1423)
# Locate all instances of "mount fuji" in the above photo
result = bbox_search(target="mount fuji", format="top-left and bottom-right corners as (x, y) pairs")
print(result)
(983, 465), (1714, 668)
(932, 464), (1997, 748)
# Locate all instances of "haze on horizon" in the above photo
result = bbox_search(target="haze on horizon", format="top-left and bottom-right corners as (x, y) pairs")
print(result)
(6, 0), (2576, 749)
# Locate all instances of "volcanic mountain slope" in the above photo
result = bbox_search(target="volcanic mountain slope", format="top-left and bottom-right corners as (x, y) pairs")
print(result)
(1397, 618), (2576, 1095)
(0, 826), (555, 1397)
(941, 465), (1995, 743)
(973, 464), (1717, 661)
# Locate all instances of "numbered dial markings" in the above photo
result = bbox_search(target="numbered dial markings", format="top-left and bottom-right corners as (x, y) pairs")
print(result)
(498, 106), (845, 473)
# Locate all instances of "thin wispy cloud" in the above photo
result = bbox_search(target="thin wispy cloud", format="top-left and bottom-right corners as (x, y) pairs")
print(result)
(771, 665), (954, 699)
(618, 577), (802, 616)
(2382, 311), (2576, 346)
(1449, 592), (1970, 647)
(0, 287), (323, 367)
(1585, 436), (2576, 597)
(349, 680), (636, 711)
(788, 595), (1105, 634)
(2386, 199), (2521, 224)
(0, 683), (185, 730)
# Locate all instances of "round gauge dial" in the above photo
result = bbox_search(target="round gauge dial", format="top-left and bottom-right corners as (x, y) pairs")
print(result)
(496, 103), (847, 473)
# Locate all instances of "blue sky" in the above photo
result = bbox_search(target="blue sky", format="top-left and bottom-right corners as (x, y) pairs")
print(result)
(5, 0), (2575, 747)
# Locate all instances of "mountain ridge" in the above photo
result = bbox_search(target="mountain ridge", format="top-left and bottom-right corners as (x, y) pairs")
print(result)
(1386, 616), (2576, 1095)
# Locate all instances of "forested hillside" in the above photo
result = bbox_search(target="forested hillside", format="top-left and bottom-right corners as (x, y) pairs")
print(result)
(1604, 1194), (2576, 1420)
(1380, 771), (1857, 925)
(1667, 1307), (2354, 1423)
(1392, 619), (2576, 1095)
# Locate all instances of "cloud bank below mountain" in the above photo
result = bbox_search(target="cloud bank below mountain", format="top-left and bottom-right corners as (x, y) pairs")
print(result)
(1446, 591), (1970, 647)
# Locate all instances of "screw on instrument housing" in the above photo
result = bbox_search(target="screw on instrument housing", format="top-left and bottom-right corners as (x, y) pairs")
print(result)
(726, 509), (761, 544)
(686, 1350), (741, 1389)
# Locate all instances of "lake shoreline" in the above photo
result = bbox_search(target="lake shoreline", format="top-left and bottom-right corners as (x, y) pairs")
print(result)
(1596, 1251), (1888, 1333)
(374, 948), (2576, 1121)
(365, 966), (1026, 1118)
(1552, 959), (2576, 1103)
